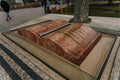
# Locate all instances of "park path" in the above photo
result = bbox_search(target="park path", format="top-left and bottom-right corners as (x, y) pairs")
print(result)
(0, 7), (45, 32)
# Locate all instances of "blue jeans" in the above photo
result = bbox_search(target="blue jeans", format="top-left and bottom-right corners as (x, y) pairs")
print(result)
(44, 6), (50, 13)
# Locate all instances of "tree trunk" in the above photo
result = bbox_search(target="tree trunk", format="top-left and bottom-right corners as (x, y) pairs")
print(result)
(73, 0), (89, 23)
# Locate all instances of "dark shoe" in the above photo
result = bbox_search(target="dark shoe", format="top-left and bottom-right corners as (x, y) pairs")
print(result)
(9, 17), (12, 20)
(8, 16), (12, 20)
(6, 18), (9, 21)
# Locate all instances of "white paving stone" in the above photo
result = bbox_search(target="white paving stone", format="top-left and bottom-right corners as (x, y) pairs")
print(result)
(0, 65), (12, 80)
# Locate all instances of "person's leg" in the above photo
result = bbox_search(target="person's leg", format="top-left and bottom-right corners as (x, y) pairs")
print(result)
(6, 12), (9, 21)
(46, 7), (49, 13)
(47, 7), (50, 13)
(7, 12), (11, 19)
(6, 12), (11, 21)
(44, 6), (47, 14)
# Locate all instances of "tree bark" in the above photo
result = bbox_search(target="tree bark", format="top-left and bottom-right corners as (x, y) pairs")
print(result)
(73, 0), (89, 23)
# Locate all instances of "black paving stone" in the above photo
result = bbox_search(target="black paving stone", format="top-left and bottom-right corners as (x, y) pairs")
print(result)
(0, 43), (43, 80)
(0, 55), (22, 80)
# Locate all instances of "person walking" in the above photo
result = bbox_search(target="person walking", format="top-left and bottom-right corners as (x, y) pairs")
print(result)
(46, 0), (50, 13)
(56, 0), (61, 5)
(55, 0), (61, 9)
(42, 0), (47, 13)
(42, 0), (51, 14)
(0, 0), (12, 21)
(66, 0), (70, 6)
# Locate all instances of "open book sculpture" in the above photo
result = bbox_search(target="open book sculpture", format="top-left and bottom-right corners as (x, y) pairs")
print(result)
(18, 20), (102, 65)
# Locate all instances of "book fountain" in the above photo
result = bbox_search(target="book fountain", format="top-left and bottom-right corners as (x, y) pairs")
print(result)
(3, 18), (118, 80)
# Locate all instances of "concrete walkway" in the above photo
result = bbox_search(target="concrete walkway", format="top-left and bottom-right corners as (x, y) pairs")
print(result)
(0, 7), (45, 32)
(0, 7), (120, 80)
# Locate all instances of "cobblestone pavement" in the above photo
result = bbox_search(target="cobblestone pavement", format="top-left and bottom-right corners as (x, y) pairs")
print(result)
(110, 47), (120, 80)
(0, 34), (52, 80)
(0, 33), (64, 80)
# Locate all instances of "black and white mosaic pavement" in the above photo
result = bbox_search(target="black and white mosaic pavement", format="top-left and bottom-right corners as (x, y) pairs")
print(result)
(0, 36), (54, 80)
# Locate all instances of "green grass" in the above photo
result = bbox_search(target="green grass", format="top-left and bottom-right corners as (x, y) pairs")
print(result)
(54, 3), (120, 18)
(89, 12), (120, 17)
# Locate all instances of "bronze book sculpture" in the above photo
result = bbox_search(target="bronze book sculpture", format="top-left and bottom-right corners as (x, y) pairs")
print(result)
(18, 20), (102, 65)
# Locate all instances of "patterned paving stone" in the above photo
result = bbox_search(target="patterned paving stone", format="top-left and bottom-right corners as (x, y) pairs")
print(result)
(110, 41), (120, 80)
(0, 35), (54, 80)
(0, 49), (32, 80)
(0, 33), (65, 80)
(0, 65), (12, 80)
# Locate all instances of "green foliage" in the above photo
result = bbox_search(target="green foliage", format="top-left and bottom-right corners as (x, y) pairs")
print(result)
(55, 3), (120, 18)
